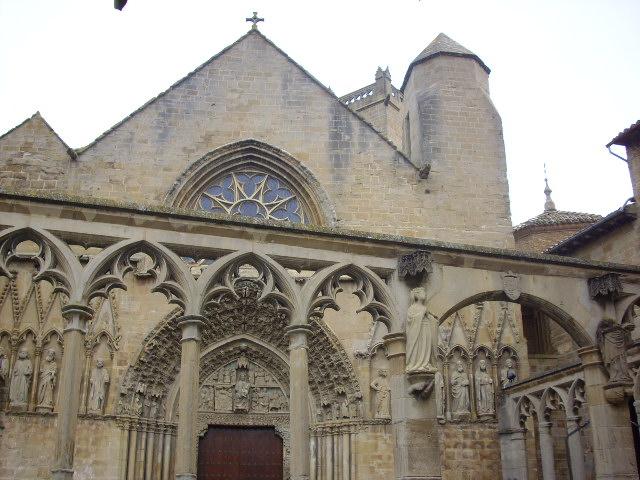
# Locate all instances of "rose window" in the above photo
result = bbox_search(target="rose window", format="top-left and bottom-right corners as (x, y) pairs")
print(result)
(198, 171), (308, 224)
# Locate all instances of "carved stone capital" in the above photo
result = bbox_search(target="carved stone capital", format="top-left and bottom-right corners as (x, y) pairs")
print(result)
(588, 273), (623, 299)
(382, 333), (406, 359)
(285, 324), (313, 350)
(398, 250), (433, 278)
(177, 314), (205, 342)
(61, 304), (94, 333)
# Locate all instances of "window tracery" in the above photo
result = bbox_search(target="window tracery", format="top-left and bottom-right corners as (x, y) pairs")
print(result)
(198, 171), (307, 224)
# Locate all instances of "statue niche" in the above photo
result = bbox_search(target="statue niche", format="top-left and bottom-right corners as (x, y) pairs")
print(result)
(199, 354), (289, 415)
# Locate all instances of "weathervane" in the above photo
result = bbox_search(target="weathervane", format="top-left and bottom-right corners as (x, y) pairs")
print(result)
(246, 12), (264, 30)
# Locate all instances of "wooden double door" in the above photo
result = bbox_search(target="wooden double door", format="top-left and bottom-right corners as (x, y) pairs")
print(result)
(197, 426), (283, 480)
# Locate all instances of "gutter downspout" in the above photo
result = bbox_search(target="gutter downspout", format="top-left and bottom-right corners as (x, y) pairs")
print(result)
(607, 145), (628, 163)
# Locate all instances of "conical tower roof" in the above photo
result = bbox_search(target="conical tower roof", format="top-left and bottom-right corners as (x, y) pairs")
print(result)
(401, 33), (490, 90)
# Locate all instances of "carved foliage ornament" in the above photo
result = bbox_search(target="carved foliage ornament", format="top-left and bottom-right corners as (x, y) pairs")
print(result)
(588, 273), (623, 300)
(398, 250), (433, 279)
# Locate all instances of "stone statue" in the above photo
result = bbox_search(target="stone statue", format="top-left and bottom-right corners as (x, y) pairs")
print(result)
(435, 371), (445, 421)
(37, 350), (57, 410)
(475, 359), (494, 415)
(370, 369), (391, 419)
(339, 396), (350, 418)
(0, 348), (8, 381)
(406, 287), (436, 373)
(500, 358), (518, 388)
(233, 368), (251, 412)
(9, 349), (32, 407)
(596, 320), (633, 384)
(450, 360), (470, 415)
(88, 359), (110, 414)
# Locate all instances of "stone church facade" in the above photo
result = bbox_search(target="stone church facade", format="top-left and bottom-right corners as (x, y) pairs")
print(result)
(0, 25), (639, 480)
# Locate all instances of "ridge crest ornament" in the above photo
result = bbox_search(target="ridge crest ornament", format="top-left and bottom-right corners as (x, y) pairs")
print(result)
(502, 271), (520, 301)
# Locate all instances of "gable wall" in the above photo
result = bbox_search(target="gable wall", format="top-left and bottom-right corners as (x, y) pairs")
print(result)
(0, 33), (513, 248)
(0, 115), (70, 194)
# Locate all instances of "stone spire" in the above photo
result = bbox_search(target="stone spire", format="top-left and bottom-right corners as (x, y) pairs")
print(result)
(544, 171), (556, 212)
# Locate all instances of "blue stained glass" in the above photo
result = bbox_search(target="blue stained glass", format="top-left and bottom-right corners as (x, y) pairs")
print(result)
(198, 171), (308, 223)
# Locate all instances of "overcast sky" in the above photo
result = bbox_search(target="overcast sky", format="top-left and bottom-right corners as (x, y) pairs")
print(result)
(0, 0), (638, 224)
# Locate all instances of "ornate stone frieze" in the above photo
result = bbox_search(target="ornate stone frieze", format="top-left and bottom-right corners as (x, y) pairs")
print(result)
(398, 250), (433, 278)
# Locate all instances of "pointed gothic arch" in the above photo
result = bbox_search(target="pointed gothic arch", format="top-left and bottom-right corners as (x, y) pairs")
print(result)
(164, 139), (337, 226)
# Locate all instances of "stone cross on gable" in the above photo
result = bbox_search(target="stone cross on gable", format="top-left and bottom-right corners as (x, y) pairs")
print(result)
(246, 11), (264, 30)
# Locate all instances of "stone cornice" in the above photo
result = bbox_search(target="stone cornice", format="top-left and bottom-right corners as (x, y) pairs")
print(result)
(1, 190), (640, 275)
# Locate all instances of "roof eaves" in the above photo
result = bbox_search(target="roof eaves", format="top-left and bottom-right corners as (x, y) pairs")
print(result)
(546, 202), (637, 255)
(607, 120), (640, 148)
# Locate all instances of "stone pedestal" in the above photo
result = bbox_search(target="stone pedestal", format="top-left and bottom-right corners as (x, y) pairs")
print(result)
(174, 315), (204, 480)
(578, 346), (638, 479)
(51, 304), (93, 480)
(384, 332), (442, 480)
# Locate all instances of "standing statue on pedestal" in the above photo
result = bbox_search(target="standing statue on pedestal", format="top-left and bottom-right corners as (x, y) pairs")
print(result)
(450, 361), (470, 415)
(9, 349), (32, 408)
(406, 287), (437, 373)
(370, 369), (391, 419)
(88, 359), (110, 414)
(474, 359), (494, 415)
(37, 350), (57, 411)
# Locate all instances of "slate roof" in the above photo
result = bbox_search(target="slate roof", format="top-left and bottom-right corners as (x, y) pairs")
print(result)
(401, 33), (490, 91)
(607, 119), (640, 147)
(514, 210), (602, 233)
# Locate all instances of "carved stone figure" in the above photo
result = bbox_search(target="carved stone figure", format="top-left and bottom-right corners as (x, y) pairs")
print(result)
(435, 371), (445, 421)
(88, 359), (110, 414)
(501, 358), (518, 388)
(0, 348), (8, 381)
(339, 396), (350, 418)
(450, 361), (470, 415)
(37, 350), (57, 410)
(406, 287), (436, 373)
(474, 359), (494, 415)
(370, 369), (391, 419)
(9, 349), (32, 407)
(596, 320), (633, 384)
(233, 368), (251, 412)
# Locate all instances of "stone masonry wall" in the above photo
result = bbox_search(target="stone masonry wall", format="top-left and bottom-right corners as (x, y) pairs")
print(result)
(0, 31), (513, 248)
(571, 218), (640, 266)
(0, 113), (70, 193)
(439, 423), (502, 480)
(403, 55), (513, 248)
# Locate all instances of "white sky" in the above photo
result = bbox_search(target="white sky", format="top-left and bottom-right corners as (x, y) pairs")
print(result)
(0, 0), (638, 225)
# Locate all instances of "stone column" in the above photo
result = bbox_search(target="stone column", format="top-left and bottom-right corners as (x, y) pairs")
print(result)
(51, 304), (93, 480)
(286, 325), (313, 480)
(537, 420), (556, 480)
(578, 346), (638, 479)
(498, 428), (528, 480)
(28, 346), (42, 411)
(174, 315), (204, 480)
(565, 415), (586, 480)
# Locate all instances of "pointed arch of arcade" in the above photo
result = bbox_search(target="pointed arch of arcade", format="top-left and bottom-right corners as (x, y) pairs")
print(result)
(436, 290), (592, 347)
(164, 138), (338, 226)
(300, 262), (401, 332)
